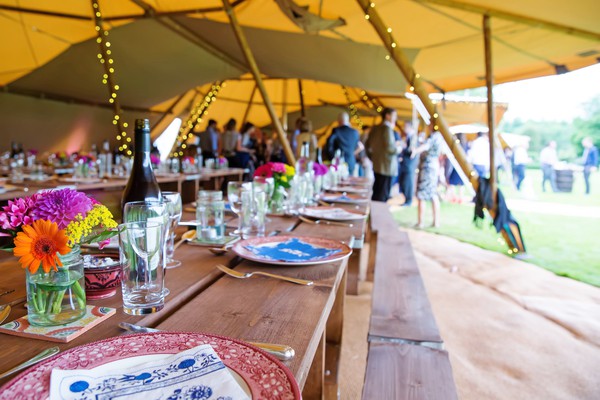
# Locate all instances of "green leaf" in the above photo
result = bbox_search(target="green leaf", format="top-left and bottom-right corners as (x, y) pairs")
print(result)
(80, 230), (118, 245)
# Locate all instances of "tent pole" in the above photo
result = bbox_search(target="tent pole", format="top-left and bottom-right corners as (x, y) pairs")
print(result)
(221, 0), (296, 165)
(281, 79), (289, 132)
(241, 84), (257, 127)
(413, 0), (600, 42)
(298, 79), (306, 117)
(357, 0), (477, 188)
(484, 15), (497, 207)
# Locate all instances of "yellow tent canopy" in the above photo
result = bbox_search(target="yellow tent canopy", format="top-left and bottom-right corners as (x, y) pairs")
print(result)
(0, 0), (597, 152)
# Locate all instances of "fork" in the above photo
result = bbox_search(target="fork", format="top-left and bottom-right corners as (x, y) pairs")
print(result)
(217, 264), (314, 286)
(298, 215), (354, 228)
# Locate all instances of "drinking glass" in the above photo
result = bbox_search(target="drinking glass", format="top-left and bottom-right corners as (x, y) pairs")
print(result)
(227, 181), (245, 236)
(123, 200), (170, 297)
(253, 177), (274, 215)
(118, 221), (165, 315)
(162, 192), (182, 269)
(240, 189), (266, 238)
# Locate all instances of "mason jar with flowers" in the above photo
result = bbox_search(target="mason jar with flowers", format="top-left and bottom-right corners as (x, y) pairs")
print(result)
(254, 162), (295, 214)
(0, 189), (118, 326)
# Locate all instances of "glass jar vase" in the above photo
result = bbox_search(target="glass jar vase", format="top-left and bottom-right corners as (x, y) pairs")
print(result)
(26, 246), (87, 326)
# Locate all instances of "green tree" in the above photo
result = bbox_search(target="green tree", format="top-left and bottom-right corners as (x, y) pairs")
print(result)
(572, 95), (600, 156)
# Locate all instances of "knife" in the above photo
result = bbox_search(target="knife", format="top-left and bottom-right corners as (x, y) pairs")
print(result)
(118, 322), (295, 361)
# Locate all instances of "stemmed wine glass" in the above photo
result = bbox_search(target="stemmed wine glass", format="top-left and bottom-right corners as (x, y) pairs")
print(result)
(227, 181), (245, 236)
(123, 200), (170, 296)
(162, 192), (182, 269)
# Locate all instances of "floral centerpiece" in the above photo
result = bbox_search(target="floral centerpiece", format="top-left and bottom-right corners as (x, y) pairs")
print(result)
(0, 189), (118, 326)
(74, 152), (97, 179)
(313, 163), (328, 194)
(216, 156), (228, 170)
(254, 162), (295, 213)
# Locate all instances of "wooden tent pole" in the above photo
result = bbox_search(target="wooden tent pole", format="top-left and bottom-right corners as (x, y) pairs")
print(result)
(484, 15), (497, 205)
(281, 79), (289, 132)
(298, 79), (306, 117)
(241, 84), (257, 127)
(413, 0), (600, 42)
(221, 0), (296, 165)
(357, 0), (477, 188)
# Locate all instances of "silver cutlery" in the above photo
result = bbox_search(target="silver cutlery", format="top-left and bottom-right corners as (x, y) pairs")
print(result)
(217, 264), (314, 286)
(298, 215), (354, 228)
(118, 322), (295, 361)
(208, 237), (241, 255)
(0, 347), (60, 379)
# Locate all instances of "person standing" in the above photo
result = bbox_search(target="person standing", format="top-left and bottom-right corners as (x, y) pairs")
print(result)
(326, 112), (360, 175)
(199, 119), (220, 162)
(468, 131), (490, 178)
(295, 119), (318, 161)
(365, 108), (400, 202)
(540, 141), (558, 192)
(398, 124), (418, 206)
(412, 126), (443, 228)
(581, 137), (599, 195)
(512, 143), (531, 191)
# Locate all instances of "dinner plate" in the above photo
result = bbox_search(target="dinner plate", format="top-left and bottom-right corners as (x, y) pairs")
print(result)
(327, 185), (369, 194)
(0, 332), (300, 400)
(58, 177), (102, 184)
(319, 193), (369, 204)
(0, 185), (18, 194)
(232, 235), (352, 266)
(300, 206), (367, 221)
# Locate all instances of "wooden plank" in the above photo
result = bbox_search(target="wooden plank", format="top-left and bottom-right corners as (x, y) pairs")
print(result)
(156, 255), (347, 389)
(369, 230), (442, 343)
(362, 342), (458, 400)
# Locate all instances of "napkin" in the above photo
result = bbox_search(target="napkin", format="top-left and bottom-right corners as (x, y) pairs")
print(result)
(50, 344), (250, 400)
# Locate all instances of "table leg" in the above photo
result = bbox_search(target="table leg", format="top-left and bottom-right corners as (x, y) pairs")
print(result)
(303, 332), (325, 400)
(324, 267), (347, 399)
(346, 250), (360, 295)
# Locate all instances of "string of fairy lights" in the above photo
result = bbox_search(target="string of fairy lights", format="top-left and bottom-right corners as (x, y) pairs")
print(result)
(91, 0), (130, 156)
(341, 86), (364, 129)
(170, 82), (225, 157)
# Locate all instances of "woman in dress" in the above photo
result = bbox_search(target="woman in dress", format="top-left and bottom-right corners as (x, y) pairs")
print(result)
(412, 126), (444, 228)
(222, 118), (254, 170)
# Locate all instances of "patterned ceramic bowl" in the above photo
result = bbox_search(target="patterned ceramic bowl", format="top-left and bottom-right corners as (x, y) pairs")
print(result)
(83, 255), (121, 300)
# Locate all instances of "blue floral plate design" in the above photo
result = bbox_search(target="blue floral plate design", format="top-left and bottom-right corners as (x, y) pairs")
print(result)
(232, 236), (352, 266)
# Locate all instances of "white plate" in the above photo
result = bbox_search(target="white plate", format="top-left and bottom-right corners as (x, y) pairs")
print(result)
(301, 206), (367, 221)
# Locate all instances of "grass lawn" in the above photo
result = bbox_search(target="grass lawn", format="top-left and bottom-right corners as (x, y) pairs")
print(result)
(392, 169), (600, 287)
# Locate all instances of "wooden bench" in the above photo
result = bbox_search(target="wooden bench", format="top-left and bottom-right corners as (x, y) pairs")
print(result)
(362, 201), (458, 399)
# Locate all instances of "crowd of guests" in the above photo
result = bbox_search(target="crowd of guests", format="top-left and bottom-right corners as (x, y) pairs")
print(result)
(190, 111), (599, 229)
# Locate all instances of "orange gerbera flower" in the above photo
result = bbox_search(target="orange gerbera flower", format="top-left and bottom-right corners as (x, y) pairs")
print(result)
(13, 220), (71, 274)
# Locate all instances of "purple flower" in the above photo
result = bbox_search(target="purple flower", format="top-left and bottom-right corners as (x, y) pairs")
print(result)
(150, 154), (161, 165)
(33, 189), (93, 229)
(313, 163), (328, 177)
(0, 194), (40, 230)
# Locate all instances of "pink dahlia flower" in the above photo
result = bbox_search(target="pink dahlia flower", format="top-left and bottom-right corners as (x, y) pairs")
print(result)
(0, 193), (40, 230)
(33, 189), (93, 229)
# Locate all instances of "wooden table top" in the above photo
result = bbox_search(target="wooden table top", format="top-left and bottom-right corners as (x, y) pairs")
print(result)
(0, 168), (245, 202)
(0, 205), (367, 394)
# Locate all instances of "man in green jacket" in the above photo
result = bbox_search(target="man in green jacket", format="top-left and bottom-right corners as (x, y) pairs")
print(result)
(365, 107), (400, 201)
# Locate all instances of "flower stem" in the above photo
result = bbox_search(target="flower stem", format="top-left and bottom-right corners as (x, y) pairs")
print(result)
(71, 281), (86, 309)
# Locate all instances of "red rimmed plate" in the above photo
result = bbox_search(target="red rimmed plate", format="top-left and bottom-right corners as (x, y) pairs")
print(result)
(232, 235), (352, 266)
(0, 332), (301, 400)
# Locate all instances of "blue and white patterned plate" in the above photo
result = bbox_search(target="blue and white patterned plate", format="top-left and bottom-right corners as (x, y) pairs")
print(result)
(232, 236), (352, 266)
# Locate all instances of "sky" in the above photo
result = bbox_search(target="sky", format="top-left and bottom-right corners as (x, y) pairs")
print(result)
(492, 64), (600, 122)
